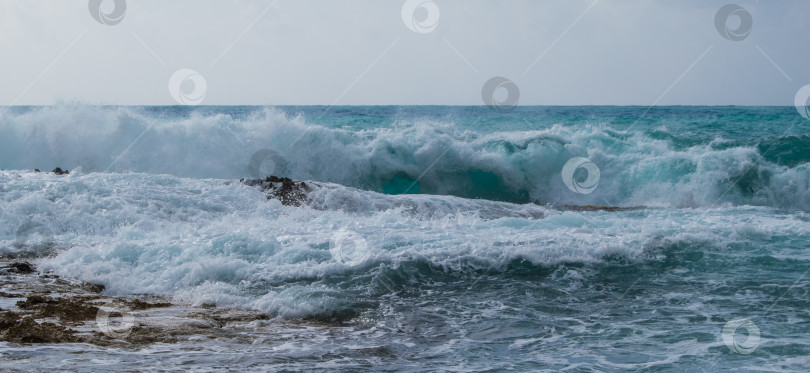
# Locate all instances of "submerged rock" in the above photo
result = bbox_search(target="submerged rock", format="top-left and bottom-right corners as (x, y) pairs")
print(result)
(241, 176), (312, 206)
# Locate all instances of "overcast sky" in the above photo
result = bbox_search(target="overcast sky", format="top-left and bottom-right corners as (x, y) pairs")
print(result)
(1, 0), (808, 106)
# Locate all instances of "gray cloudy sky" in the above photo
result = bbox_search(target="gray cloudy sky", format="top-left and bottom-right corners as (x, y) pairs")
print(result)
(1, 0), (808, 106)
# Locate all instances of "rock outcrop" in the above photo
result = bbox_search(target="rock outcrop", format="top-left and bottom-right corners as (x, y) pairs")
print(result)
(0, 260), (271, 346)
(240, 176), (312, 206)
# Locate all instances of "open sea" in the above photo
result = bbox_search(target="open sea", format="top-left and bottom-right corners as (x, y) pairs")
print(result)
(1, 105), (809, 371)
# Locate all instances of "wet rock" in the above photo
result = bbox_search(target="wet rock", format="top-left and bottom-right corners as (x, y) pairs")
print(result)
(8, 262), (35, 274)
(241, 176), (312, 206)
(84, 283), (106, 293)
(0, 311), (20, 329)
(104, 325), (179, 345)
(16, 295), (57, 308)
(34, 169), (40, 173)
(0, 258), (297, 347)
(52, 167), (69, 175)
(2, 316), (77, 343)
(129, 299), (172, 310)
(17, 295), (99, 323)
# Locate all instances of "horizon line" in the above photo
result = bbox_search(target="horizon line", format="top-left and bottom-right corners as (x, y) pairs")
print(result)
(0, 104), (799, 108)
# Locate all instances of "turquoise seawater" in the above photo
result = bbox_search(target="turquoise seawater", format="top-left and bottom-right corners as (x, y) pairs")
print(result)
(0, 105), (808, 371)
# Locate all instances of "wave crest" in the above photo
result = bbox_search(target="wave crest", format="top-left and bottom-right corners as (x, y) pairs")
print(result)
(0, 105), (807, 209)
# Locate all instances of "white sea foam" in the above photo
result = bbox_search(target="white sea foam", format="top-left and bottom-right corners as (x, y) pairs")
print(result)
(2, 170), (809, 317)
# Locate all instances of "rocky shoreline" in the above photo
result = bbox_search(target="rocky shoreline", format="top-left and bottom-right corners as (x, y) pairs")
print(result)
(0, 260), (273, 346)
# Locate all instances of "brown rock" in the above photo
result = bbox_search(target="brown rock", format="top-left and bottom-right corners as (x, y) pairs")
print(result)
(2, 317), (76, 343)
(17, 295), (99, 323)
